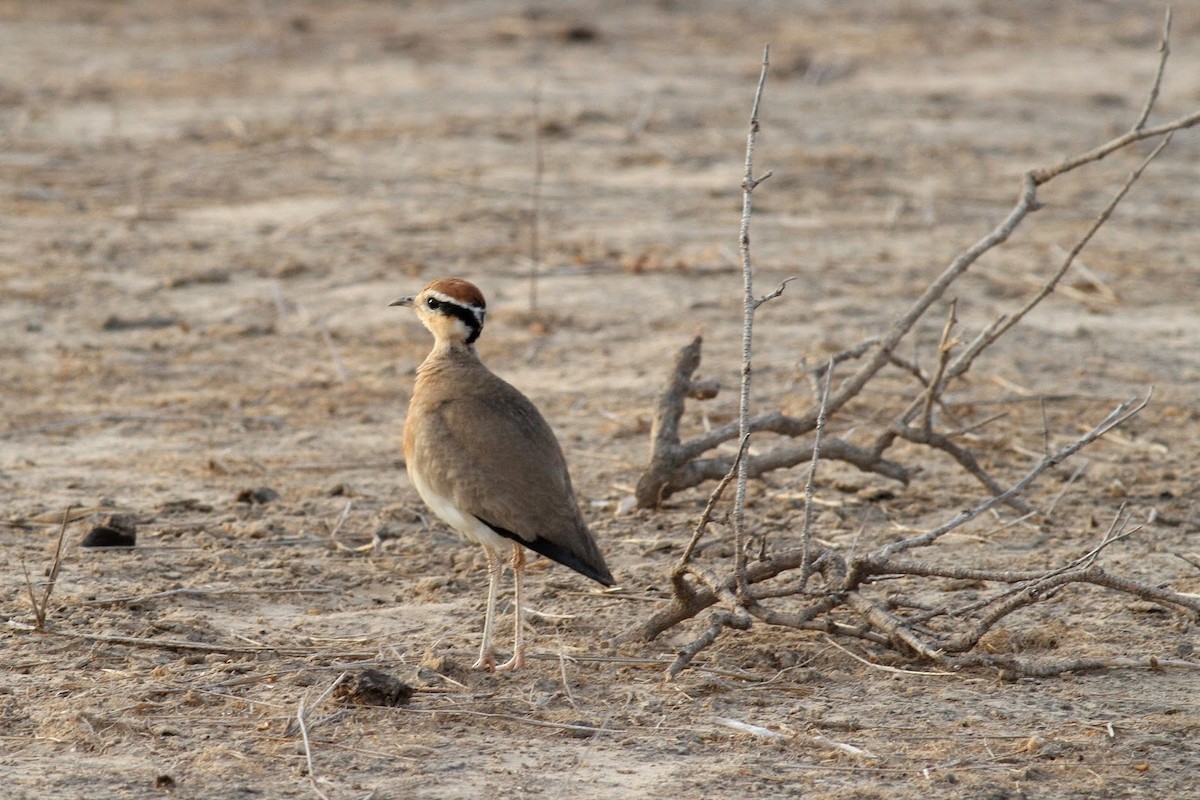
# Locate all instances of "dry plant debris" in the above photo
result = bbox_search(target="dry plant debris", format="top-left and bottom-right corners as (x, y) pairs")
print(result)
(631, 14), (1200, 681)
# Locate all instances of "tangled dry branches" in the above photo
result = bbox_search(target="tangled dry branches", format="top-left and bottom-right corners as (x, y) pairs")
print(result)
(630, 13), (1200, 679)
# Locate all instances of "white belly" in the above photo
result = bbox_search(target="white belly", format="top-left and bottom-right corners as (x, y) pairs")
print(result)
(407, 463), (510, 552)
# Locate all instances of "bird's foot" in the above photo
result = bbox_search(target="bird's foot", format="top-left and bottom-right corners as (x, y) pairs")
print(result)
(494, 651), (525, 672)
(472, 651), (496, 672)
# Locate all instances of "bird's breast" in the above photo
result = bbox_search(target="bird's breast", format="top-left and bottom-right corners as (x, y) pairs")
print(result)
(406, 447), (510, 552)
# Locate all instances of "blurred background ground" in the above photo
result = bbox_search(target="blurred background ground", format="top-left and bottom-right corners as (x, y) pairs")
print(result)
(1, 2), (1198, 798)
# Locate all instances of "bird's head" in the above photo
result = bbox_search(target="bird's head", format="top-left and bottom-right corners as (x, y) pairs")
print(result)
(390, 278), (488, 347)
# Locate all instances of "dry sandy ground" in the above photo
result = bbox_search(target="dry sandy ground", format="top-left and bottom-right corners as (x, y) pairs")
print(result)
(2, 2), (1199, 798)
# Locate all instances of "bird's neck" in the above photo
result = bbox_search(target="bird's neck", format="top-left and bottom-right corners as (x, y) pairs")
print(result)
(417, 339), (480, 377)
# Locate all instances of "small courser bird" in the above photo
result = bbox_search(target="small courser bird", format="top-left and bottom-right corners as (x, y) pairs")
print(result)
(392, 278), (614, 670)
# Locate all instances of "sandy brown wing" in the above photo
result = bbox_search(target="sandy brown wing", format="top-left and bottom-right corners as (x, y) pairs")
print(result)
(414, 377), (612, 585)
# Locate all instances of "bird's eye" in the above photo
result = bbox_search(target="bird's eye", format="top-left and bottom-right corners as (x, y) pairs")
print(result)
(426, 297), (441, 310)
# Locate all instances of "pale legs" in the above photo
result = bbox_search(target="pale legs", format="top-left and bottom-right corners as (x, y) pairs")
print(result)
(496, 546), (525, 671)
(472, 543), (527, 671)
(472, 547), (504, 670)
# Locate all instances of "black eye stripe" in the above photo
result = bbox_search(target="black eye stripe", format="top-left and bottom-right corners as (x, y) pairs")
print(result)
(425, 295), (485, 344)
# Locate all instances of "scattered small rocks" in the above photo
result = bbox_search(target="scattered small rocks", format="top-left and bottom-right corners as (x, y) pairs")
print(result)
(235, 486), (279, 505)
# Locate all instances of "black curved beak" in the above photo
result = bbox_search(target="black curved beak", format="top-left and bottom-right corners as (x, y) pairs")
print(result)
(389, 295), (415, 307)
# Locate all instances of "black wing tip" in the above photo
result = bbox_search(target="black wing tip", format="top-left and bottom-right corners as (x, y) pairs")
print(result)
(584, 561), (616, 588)
(477, 516), (614, 586)
(535, 541), (615, 587)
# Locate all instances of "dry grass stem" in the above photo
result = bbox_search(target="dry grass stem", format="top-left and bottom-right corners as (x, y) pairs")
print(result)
(821, 636), (956, 677)
(329, 500), (353, 544)
(22, 506), (72, 629)
(82, 587), (336, 606)
(296, 697), (329, 800)
(319, 325), (349, 386)
(713, 716), (785, 739)
(5, 622), (363, 658)
(528, 73), (545, 312)
(292, 672), (349, 798)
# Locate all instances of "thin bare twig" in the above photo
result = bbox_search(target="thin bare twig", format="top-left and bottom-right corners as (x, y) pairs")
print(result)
(1030, 109), (1199, 185)
(1172, 552), (1200, 573)
(733, 43), (774, 594)
(81, 586), (335, 606)
(319, 326), (349, 386)
(821, 636), (956, 677)
(949, 132), (1177, 380)
(295, 671), (348, 799)
(329, 500), (353, 543)
(677, 435), (748, 571)
(798, 359), (833, 589)
(23, 506), (73, 629)
(665, 609), (751, 681)
(557, 638), (579, 709)
(755, 276), (796, 309)
(529, 72), (544, 311)
(1136, 6), (1171, 133)
(961, 654), (1200, 681)
(296, 697), (329, 799)
(920, 300), (958, 434)
(870, 391), (1149, 562)
(6, 621), (340, 657)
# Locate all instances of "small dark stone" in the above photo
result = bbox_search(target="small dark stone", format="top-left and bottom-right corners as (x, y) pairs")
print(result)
(154, 774), (176, 791)
(101, 314), (178, 331)
(373, 526), (398, 542)
(81, 514), (137, 548)
(81, 525), (135, 547)
(859, 486), (896, 502)
(560, 23), (600, 43)
(563, 719), (599, 739)
(235, 487), (279, 505)
(334, 668), (414, 707)
(160, 498), (213, 513)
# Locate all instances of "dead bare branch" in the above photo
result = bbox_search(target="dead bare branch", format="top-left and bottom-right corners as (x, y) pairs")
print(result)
(797, 358), (833, 588)
(948, 132), (1177, 381)
(732, 43), (774, 593)
(1134, 6), (1173, 131)
(632, 23), (1200, 680)
(676, 435), (748, 571)
(957, 655), (1200, 682)
(666, 610), (751, 681)
(638, 92), (1195, 512)
(865, 391), (1149, 563)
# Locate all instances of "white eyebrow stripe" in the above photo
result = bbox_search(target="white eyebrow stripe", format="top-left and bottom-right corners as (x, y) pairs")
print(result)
(426, 290), (486, 323)
(428, 290), (481, 308)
